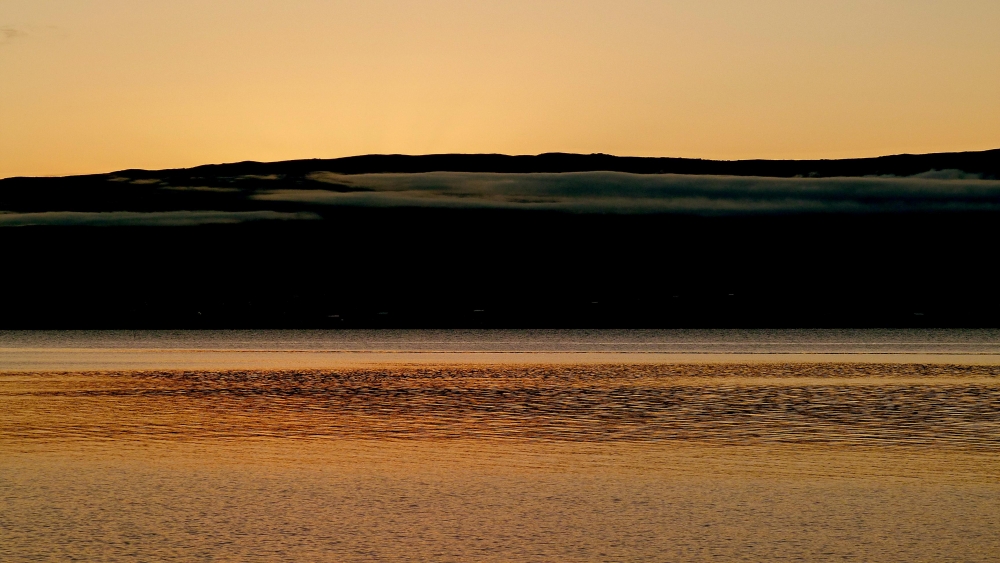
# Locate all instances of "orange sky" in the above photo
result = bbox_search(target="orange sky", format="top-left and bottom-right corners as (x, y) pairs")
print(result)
(2, 0), (998, 178)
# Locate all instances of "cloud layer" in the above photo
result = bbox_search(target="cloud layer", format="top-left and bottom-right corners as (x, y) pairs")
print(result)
(0, 210), (320, 227)
(250, 172), (1000, 215)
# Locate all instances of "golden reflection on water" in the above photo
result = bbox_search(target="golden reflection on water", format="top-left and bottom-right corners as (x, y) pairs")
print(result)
(3, 363), (1000, 562)
(3, 363), (999, 448)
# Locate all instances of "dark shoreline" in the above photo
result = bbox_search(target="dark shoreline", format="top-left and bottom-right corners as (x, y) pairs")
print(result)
(2, 150), (998, 329)
(4, 210), (998, 329)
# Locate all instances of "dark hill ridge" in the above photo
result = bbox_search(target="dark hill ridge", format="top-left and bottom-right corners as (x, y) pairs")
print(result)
(8, 147), (997, 182)
(184, 148), (999, 177)
(1, 149), (999, 328)
(1, 149), (998, 216)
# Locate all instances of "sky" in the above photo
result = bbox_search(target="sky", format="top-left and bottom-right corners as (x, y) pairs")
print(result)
(2, 0), (999, 178)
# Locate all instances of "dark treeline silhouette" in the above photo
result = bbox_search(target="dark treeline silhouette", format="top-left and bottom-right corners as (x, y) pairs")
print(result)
(2, 149), (998, 328)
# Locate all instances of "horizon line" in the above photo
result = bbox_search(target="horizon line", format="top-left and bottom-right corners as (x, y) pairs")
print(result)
(4, 147), (998, 181)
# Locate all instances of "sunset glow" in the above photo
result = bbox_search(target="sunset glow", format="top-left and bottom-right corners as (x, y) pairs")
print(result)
(2, 0), (998, 177)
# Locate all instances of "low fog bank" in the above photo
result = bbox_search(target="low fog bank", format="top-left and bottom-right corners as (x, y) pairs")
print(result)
(0, 210), (319, 227)
(3, 163), (1000, 226)
(254, 171), (1000, 215)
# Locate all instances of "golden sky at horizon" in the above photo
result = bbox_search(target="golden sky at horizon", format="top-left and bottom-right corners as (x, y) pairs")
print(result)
(2, 0), (998, 178)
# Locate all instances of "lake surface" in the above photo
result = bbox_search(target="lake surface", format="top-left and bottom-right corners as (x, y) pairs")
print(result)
(4, 328), (1000, 370)
(2, 330), (999, 561)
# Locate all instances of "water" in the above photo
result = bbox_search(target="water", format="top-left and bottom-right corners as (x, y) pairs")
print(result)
(3, 328), (1000, 371)
(2, 330), (1000, 561)
(5, 328), (1000, 354)
(5, 364), (1000, 447)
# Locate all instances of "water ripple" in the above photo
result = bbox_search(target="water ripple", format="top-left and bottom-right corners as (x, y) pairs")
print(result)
(3, 364), (999, 449)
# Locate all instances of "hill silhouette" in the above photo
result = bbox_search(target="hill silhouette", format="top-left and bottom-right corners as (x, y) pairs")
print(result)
(91, 148), (1000, 178)
(1, 149), (998, 328)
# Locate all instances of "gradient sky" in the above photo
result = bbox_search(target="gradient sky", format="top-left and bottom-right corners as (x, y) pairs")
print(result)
(2, 0), (998, 177)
